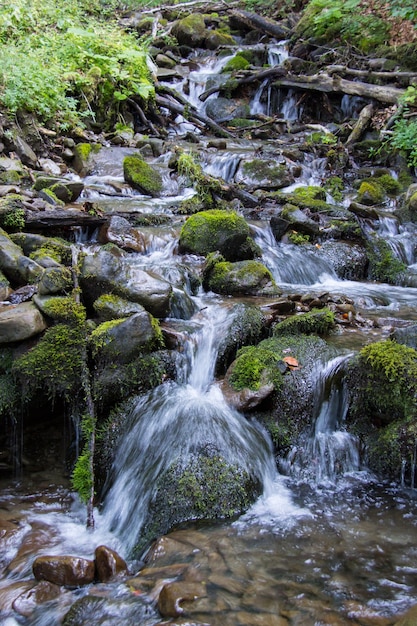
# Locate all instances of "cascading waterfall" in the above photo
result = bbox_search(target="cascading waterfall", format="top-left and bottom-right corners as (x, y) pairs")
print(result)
(101, 301), (280, 553)
(285, 354), (361, 484)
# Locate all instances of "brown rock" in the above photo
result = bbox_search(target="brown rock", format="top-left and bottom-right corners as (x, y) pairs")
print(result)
(158, 581), (207, 617)
(94, 545), (128, 582)
(32, 555), (95, 587)
(12, 580), (61, 617)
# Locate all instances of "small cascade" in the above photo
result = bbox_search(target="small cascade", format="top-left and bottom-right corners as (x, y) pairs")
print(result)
(267, 41), (289, 66)
(250, 78), (271, 116)
(202, 151), (242, 182)
(280, 88), (303, 121)
(101, 301), (280, 553)
(252, 223), (337, 285)
(285, 355), (361, 485)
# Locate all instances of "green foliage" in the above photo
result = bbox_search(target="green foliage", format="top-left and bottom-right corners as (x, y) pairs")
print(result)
(388, 118), (417, 168)
(297, 0), (390, 51)
(177, 152), (221, 208)
(307, 131), (337, 145)
(71, 446), (93, 503)
(324, 176), (344, 202)
(388, 0), (417, 22)
(273, 307), (336, 336)
(0, 0), (153, 129)
(288, 231), (310, 245)
(367, 237), (406, 284)
(229, 345), (283, 391)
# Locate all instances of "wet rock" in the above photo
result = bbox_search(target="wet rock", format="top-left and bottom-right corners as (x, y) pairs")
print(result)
(205, 97), (250, 124)
(391, 323), (417, 349)
(8, 284), (37, 304)
(221, 377), (275, 411)
(80, 247), (172, 318)
(93, 293), (147, 321)
(91, 311), (161, 364)
(203, 257), (278, 297)
(171, 13), (207, 47)
(316, 241), (368, 280)
(0, 227), (44, 285)
(33, 176), (84, 203)
(0, 581), (35, 613)
(94, 545), (128, 582)
(394, 604), (417, 625)
(12, 580), (61, 617)
(0, 301), (47, 344)
(98, 215), (146, 252)
(158, 581), (207, 617)
(179, 209), (255, 262)
(123, 153), (163, 197)
(32, 555), (95, 587)
(235, 159), (294, 190)
(37, 266), (73, 295)
(63, 594), (158, 625)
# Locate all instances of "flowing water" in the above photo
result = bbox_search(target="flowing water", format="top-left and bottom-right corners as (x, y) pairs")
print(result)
(2, 40), (417, 626)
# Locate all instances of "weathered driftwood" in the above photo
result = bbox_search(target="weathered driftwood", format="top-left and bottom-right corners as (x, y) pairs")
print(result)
(229, 9), (290, 40)
(272, 73), (406, 104)
(127, 98), (161, 137)
(326, 64), (417, 83)
(24, 209), (107, 229)
(345, 103), (374, 145)
(199, 67), (286, 102)
(155, 92), (235, 138)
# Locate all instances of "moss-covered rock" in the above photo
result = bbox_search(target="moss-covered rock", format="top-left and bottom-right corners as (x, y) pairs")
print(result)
(222, 53), (251, 72)
(171, 13), (207, 47)
(93, 294), (146, 321)
(123, 154), (163, 197)
(346, 339), (417, 484)
(0, 195), (26, 233)
(33, 176), (84, 203)
(203, 253), (278, 297)
(138, 446), (262, 554)
(235, 159), (294, 190)
(205, 29), (236, 50)
(178, 209), (254, 261)
(215, 303), (266, 375)
(356, 180), (385, 205)
(273, 308), (336, 337)
(366, 236), (406, 284)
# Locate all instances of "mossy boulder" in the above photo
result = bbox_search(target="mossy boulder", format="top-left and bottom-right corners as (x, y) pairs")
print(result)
(0, 227), (44, 285)
(235, 159), (294, 190)
(72, 142), (100, 176)
(203, 253), (278, 297)
(171, 13), (207, 47)
(139, 446), (262, 554)
(90, 312), (163, 365)
(80, 247), (172, 318)
(346, 340), (417, 484)
(215, 303), (266, 375)
(0, 195), (26, 233)
(366, 236), (406, 285)
(356, 180), (386, 206)
(205, 29), (236, 50)
(93, 294), (147, 321)
(178, 209), (254, 261)
(33, 176), (84, 203)
(273, 307), (336, 337)
(123, 154), (163, 197)
(222, 53), (250, 72)
(10, 233), (72, 265)
(37, 266), (73, 295)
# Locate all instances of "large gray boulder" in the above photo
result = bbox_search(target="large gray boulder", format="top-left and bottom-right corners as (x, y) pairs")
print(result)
(0, 228), (44, 285)
(0, 301), (47, 344)
(80, 247), (172, 318)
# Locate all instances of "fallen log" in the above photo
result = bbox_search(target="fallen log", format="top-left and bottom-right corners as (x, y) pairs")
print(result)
(345, 103), (374, 145)
(326, 64), (417, 83)
(229, 9), (290, 40)
(199, 66), (286, 102)
(24, 208), (107, 229)
(272, 73), (406, 104)
(155, 93), (235, 138)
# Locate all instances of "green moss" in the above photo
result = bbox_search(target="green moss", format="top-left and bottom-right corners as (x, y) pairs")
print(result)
(216, 304), (265, 375)
(229, 345), (283, 391)
(13, 323), (85, 401)
(307, 131), (337, 146)
(373, 173), (402, 195)
(179, 209), (252, 261)
(42, 296), (87, 325)
(288, 231), (310, 245)
(74, 142), (93, 162)
(0, 169), (22, 185)
(292, 186), (327, 202)
(123, 154), (163, 197)
(242, 159), (287, 181)
(356, 180), (385, 205)
(222, 54), (250, 72)
(273, 308), (336, 337)
(90, 318), (126, 357)
(177, 152), (221, 209)
(324, 176), (344, 202)
(367, 237), (406, 284)
(205, 258), (275, 295)
(0, 194), (26, 232)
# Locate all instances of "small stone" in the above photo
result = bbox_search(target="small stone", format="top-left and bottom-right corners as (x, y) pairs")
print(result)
(157, 581), (207, 618)
(94, 545), (128, 582)
(32, 555), (95, 587)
